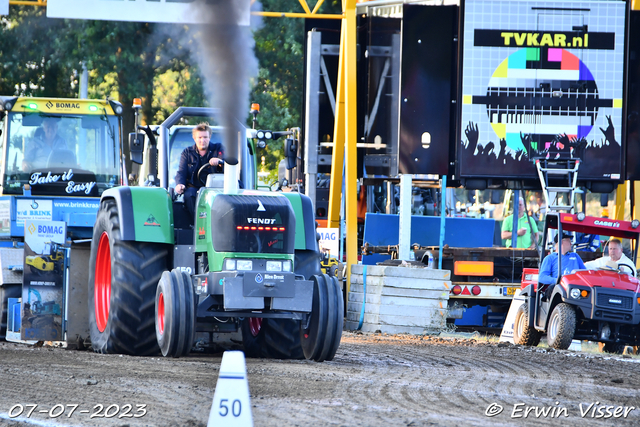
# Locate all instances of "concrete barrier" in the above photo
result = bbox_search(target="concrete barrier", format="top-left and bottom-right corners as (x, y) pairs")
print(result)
(346, 264), (451, 334)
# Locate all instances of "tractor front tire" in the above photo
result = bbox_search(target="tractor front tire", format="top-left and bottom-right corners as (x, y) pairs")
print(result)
(156, 269), (196, 358)
(300, 274), (343, 362)
(546, 303), (576, 350)
(88, 200), (169, 355)
(513, 303), (541, 347)
(322, 275), (343, 361)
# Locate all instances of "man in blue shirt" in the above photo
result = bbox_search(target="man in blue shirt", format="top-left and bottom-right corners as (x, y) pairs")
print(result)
(538, 232), (586, 285)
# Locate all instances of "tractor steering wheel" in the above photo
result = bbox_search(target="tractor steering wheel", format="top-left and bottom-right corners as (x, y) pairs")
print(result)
(617, 262), (636, 277)
(197, 162), (223, 186)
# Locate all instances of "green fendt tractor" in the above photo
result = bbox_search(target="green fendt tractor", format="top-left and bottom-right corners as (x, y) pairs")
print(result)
(87, 106), (343, 362)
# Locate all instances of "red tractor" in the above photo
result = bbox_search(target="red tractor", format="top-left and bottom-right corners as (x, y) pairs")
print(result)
(514, 213), (640, 353)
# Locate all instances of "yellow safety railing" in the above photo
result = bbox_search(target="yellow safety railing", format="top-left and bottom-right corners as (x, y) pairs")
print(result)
(9, 0), (47, 5)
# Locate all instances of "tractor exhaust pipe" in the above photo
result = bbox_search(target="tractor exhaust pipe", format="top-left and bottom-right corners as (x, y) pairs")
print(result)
(223, 129), (241, 195)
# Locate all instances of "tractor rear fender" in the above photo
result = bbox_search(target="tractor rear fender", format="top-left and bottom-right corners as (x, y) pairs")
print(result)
(281, 192), (318, 252)
(101, 187), (175, 244)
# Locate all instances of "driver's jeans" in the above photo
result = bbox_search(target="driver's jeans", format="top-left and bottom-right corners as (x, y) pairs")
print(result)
(184, 186), (199, 225)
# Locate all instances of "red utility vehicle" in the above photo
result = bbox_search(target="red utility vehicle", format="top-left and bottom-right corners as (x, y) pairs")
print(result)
(514, 213), (640, 352)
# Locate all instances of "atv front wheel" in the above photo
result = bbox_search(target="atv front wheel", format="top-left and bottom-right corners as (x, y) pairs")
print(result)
(88, 200), (169, 355)
(546, 303), (576, 350)
(513, 303), (541, 346)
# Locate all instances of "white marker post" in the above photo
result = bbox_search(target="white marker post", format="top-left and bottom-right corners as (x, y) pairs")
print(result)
(499, 289), (524, 343)
(208, 351), (253, 427)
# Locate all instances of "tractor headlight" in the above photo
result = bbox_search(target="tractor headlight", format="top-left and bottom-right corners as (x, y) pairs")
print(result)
(283, 260), (292, 272)
(224, 259), (236, 270)
(237, 260), (253, 271)
(266, 261), (282, 272)
(632, 219), (640, 229)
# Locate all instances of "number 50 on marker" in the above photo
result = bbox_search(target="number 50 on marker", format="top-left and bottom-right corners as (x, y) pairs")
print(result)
(208, 351), (253, 427)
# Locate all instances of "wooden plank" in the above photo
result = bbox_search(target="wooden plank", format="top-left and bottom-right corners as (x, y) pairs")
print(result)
(347, 301), (446, 320)
(351, 264), (450, 280)
(348, 284), (450, 300)
(344, 321), (444, 335)
(348, 293), (448, 307)
(350, 274), (450, 291)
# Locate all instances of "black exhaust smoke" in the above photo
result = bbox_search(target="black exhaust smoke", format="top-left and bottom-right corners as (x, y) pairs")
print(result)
(191, 0), (258, 166)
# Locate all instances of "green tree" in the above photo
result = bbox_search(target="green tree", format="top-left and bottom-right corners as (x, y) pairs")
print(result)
(0, 7), (78, 97)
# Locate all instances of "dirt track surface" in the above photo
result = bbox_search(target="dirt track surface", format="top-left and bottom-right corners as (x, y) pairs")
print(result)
(1, 332), (639, 427)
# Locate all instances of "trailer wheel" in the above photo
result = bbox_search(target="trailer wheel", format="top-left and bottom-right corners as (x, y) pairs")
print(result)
(513, 303), (541, 346)
(88, 200), (168, 355)
(156, 269), (196, 358)
(301, 274), (332, 361)
(546, 303), (576, 350)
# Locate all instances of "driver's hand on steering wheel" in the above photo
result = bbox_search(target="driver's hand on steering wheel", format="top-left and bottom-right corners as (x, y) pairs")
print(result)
(175, 184), (186, 195)
(209, 157), (223, 167)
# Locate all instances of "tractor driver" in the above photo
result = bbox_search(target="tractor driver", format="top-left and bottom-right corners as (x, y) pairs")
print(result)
(174, 122), (224, 222)
(538, 232), (586, 288)
(23, 117), (67, 170)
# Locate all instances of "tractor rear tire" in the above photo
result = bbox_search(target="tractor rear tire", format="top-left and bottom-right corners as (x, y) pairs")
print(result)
(261, 318), (305, 359)
(513, 303), (541, 346)
(156, 269), (196, 358)
(240, 250), (321, 360)
(241, 317), (264, 358)
(0, 284), (21, 340)
(546, 303), (576, 350)
(88, 200), (169, 355)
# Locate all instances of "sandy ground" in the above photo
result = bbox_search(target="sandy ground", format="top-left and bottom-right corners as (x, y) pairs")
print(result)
(0, 332), (639, 427)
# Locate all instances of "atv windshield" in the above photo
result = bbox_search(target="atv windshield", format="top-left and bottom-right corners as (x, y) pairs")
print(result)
(1, 112), (120, 196)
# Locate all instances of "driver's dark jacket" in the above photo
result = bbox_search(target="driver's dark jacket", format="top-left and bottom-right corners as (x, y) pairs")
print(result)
(175, 142), (224, 190)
